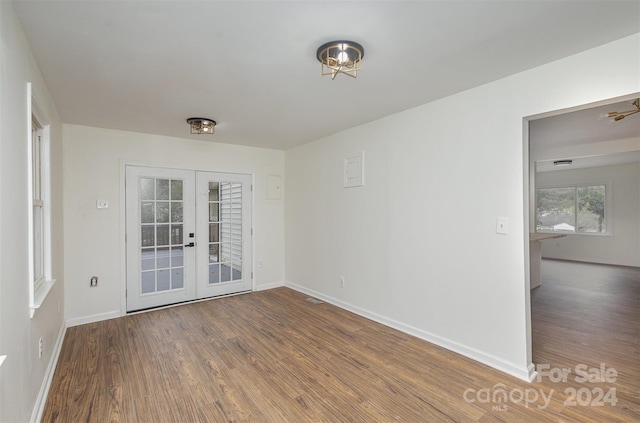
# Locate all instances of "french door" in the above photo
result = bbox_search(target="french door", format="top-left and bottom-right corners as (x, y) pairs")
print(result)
(125, 166), (252, 312)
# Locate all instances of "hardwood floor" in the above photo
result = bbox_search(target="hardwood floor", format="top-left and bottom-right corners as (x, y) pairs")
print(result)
(43, 266), (639, 422)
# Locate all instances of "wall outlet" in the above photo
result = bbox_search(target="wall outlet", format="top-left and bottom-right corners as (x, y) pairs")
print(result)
(38, 337), (43, 359)
(496, 217), (509, 235)
(339, 276), (345, 288)
(90, 276), (98, 287)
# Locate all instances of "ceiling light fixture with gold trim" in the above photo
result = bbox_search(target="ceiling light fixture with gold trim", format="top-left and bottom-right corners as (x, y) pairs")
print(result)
(187, 117), (216, 134)
(316, 40), (364, 80)
(599, 99), (640, 122)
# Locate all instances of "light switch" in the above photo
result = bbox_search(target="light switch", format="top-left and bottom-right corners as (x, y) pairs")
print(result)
(496, 217), (509, 235)
(96, 200), (109, 209)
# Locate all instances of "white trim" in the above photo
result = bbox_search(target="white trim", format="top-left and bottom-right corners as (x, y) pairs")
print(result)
(27, 83), (35, 310)
(120, 161), (256, 314)
(66, 310), (121, 328)
(30, 323), (66, 423)
(30, 279), (57, 318)
(285, 281), (534, 382)
(28, 82), (54, 318)
(527, 363), (538, 382)
(255, 281), (285, 291)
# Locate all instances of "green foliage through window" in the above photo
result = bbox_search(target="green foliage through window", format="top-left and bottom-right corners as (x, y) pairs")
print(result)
(536, 185), (606, 233)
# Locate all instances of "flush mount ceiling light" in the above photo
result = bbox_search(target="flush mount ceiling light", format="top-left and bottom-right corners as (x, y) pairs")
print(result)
(187, 117), (216, 135)
(316, 40), (364, 80)
(553, 159), (573, 166)
(599, 99), (640, 122)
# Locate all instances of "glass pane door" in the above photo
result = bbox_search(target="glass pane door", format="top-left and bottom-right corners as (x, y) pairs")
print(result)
(196, 172), (252, 298)
(139, 177), (186, 294)
(126, 167), (196, 311)
(126, 167), (251, 311)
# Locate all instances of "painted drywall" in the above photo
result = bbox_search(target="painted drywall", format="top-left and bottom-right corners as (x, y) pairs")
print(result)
(285, 34), (640, 380)
(0, 3), (65, 422)
(63, 125), (285, 323)
(536, 162), (640, 266)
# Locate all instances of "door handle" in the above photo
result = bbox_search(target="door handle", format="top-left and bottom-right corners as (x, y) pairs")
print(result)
(185, 242), (195, 247)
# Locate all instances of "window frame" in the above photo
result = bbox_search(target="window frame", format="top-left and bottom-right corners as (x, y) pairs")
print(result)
(27, 83), (55, 318)
(535, 181), (612, 237)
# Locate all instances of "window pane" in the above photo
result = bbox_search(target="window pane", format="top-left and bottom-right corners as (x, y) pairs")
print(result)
(140, 178), (154, 200)
(172, 268), (184, 289)
(171, 224), (183, 245)
(209, 203), (219, 222)
(171, 180), (183, 201)
(232, 262), (242, 281)
(156, 202), (170, 223)
(209, 263), (220, 284)
(221, 264), (232, 282)
(141, 202), (154, 223)
(231, 242), (242, 262)
(32, 132), (42, 201)
(209, 223), (219, 243)
(209, 244), (219, 263)
(157, 247), (170, 268)
(171, 247), (184, 267)
(209, 182), (219, 201)
(156, 225), (170, 246)
(33, 205), (43, 281)
(141, 271), (155, 293)
(141, 226), (155, 247)
(220, 183), (231, 202)
(156, 179), (170, 200)
(171, 202), (183, 223)
(578, 185), (605, 233)
(536, 187), (576, 232)
(157, 269), (170, 291)
(141, 248), (155, 271)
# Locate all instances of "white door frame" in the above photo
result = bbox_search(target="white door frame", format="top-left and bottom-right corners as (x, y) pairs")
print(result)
(120, 162), (254, 315)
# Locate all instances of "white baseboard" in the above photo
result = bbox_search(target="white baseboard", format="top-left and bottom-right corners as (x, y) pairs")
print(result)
(30, 322), (67, 423)
(255, 281), (285, 291)
(527, 362), (538, 382)
(66, 310), (122, 327)
(285, 281), (533, 383)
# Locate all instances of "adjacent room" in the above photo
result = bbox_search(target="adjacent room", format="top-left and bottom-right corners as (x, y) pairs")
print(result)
(527, 101), (640, 413)
(1, 1), (638, 422)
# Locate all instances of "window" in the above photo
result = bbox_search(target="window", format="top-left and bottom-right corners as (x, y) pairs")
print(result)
(536, 185), (607, 234)
(28, 83), (54, 317)
(32, 118), (45, 287)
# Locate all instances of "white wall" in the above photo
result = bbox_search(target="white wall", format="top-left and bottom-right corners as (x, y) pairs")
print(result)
(63, 125), (285, 323)
(285, 33), (640, 381)
(0, 2), (65, 421)
(536, 162), (640, 266)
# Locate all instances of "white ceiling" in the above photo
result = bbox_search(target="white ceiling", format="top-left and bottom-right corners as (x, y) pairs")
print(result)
(531, 99), (640, 171)
(12, 0), (640, 150)
(530, 99), (640, 149)
(536, 151), (640, 173)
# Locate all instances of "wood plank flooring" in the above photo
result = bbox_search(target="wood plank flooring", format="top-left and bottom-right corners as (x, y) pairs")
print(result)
(43, 262), (639, 422)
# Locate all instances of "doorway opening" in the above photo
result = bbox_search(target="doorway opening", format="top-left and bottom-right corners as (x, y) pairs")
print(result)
(125, 166), (252, 312)
(524, 93), (640, 374)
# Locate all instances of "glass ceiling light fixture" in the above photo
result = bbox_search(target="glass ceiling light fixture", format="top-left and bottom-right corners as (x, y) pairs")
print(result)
(316, 40), (364, 80)
(599, 98), (640, 122)
(187, 117), (216, 135)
